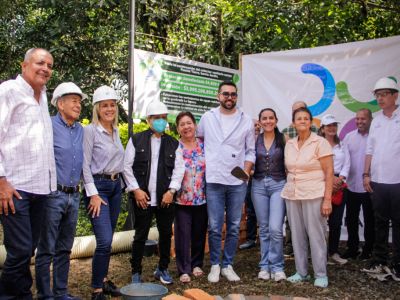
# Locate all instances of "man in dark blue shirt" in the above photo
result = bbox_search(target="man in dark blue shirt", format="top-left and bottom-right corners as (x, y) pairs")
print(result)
(35, 82), (86, 300)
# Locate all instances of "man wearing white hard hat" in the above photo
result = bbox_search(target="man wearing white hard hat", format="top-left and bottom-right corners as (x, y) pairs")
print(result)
(82, 85), (125, 300)
(362, 77), (400, 280)
(35, 82), (86, 300)
(123, 101), (184, 285)
(0, 48), (56, 299)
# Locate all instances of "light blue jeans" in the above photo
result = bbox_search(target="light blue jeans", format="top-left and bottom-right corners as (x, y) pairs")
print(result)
(251, 177), (286, 272)
(206, 182), (247, 268)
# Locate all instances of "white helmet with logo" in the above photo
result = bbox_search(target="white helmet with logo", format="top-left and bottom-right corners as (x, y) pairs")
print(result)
(51, 82), (87, 107)
(373, 77), (399, 92)
(146, 101), (169, 116)
(93, 85), (118, 104)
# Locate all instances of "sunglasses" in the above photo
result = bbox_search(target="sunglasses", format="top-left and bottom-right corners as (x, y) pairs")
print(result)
(219, 92), (238, 99)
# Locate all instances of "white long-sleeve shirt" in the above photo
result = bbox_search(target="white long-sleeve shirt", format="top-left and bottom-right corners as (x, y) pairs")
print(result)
(0, 75), (56, 194)
(342, 129), (368, 193)
(123, 135), (185, 206)
(197, 106), (256, 185)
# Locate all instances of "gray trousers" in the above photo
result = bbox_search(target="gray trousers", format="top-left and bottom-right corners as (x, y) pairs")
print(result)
(285, 198), (328, 278)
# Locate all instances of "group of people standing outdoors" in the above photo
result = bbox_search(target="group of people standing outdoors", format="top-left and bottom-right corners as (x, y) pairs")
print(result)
(0, 47), (399, 300)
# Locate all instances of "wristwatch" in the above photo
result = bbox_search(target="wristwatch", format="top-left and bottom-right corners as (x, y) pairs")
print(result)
(168, 188), (176, 195)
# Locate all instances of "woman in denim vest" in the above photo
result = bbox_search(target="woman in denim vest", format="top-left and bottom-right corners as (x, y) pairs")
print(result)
(251, 108), (287, 282)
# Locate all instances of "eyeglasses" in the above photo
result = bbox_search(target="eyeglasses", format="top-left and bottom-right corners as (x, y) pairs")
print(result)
(219, 92), (238, 99)
(374, 90), (393, 98)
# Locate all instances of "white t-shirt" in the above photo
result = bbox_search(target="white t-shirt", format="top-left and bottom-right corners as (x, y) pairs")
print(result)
(220, 111), (239, 139)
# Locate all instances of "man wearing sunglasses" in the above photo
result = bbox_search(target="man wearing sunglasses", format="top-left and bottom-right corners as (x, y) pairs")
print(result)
(362, 77), (400, 281)
(197, 81), (255, 283)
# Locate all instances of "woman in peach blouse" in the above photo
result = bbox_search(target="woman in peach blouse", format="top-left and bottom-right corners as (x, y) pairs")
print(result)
(281, 107), (333, 288)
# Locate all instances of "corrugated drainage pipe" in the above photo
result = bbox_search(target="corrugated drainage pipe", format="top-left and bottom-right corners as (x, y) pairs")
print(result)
(0, 228), (159, 268)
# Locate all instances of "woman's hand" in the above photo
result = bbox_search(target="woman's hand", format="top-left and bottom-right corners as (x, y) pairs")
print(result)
(133, 188), (149, 209)
(161, 190), (174, 208)
(321, 199), (332, 217)
(88, 194), (107, 218)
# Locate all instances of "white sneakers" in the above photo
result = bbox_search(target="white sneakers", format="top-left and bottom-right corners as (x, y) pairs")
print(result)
(273, 271), (287, 282)
(258, 270), (286, 282)
(258, 270), (270, 280)
(207, 264), (221, 283)
(221, 265), (241, 281)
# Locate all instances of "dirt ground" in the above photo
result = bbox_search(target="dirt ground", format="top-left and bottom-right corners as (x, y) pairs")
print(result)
(25, 246), (400, 300)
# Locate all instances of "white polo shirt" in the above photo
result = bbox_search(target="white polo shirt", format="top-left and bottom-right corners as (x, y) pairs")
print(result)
(366, 106), (400, 184)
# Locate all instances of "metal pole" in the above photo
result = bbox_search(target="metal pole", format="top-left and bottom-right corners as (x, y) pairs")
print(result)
(128, 0), (135, 139)
(124, 0), (136, 231)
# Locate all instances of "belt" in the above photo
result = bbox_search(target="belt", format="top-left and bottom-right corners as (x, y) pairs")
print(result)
(57, 184), (80, 194)
(93, 173), (121, 181)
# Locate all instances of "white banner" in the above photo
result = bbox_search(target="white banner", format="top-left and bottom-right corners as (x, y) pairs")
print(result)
(242, 35), (400, 138)
(133, 49), (240, 122)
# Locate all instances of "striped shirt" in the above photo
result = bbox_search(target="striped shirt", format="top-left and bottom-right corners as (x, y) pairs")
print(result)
(0, 75), (56, 194)
(82, 123), (125, 196)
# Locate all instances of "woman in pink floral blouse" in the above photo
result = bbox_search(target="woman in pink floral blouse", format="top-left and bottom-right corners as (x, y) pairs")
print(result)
(174, 111), (207, 283)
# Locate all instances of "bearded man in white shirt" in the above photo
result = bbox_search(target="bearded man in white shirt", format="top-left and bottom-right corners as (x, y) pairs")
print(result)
(197, 81), (255, 283)
(363, 77), (400, 280)
(0, 48), (56, 299)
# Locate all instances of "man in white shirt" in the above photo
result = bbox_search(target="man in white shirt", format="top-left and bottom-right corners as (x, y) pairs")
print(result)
(197, 81), (256, 283)
(363, 77), (400, 280)
(342, 109), (375, 261)
(0, 48), (56, 299)
(123, 101), (184, 285)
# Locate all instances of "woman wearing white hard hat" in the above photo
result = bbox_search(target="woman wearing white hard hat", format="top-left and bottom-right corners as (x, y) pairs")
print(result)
(318, 114), (349, 266)
(82, 85), (124, 300)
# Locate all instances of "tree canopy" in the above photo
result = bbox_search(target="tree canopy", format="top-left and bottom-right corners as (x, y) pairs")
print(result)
(1, 0), (399, 120)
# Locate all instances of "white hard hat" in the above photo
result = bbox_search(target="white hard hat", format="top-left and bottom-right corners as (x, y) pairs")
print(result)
(321, 114), (339, 126)
(93, 85), (118, 104)
(374, 77), (399, 92)
(51, 82), (87, 107)
(146, 101), (168, 116)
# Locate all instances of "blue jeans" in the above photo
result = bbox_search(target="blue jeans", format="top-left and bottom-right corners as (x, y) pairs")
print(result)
(0, 191), (46, 300)
(251, 177), (286, 272)
(35, 190), (80, 299)
(206, 182), (247, 267)
(84, 178), (122, 289)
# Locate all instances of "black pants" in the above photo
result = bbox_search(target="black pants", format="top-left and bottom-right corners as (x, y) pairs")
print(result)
(370, 182), (400, 265)
(244, 179), (257, 241)
(328, 192), (346, 255)
(174, 204), (208, 275)
(131, 203), (175, 274)
(345, 190), (374, 254)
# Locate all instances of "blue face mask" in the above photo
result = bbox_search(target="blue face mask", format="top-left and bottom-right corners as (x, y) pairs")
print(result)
(152, 118), (167, 133)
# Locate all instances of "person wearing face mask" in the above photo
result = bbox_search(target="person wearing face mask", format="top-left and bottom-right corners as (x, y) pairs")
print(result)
(123, 101), (185, 285)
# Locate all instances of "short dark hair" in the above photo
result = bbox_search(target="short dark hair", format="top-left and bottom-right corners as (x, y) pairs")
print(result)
(176, 111), (196, 127)
(218, 81), (237, 93)
(292, 107), (313, 123)
(357, 108), (373, 120)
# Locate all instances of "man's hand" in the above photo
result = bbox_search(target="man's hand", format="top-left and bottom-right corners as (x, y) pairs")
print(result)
(0, 178), (21, 215)
(133, 188), (149, 209)
(332, 176), (343, 193)
(161, 190), (174, 208)
(363, 176), (373, 193)
(87, 194), (107, 218)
